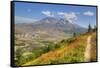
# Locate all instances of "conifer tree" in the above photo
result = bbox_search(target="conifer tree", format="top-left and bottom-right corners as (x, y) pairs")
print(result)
(88, 24), (92, 32)
(73, 32), (76, 37)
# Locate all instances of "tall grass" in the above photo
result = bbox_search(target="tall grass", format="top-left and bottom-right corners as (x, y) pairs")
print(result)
(16, 32), (97, 66)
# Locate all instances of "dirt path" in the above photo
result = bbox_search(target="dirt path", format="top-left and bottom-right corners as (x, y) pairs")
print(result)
(84, 36), (92, 62)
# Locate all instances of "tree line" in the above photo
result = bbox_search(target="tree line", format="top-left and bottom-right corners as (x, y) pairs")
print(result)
(73, 24), (97, 37)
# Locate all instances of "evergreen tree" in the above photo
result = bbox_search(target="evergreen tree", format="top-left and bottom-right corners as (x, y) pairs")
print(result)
(73, 32), (76, 37)
(93, 25), (97, 32)
(88, 24), (92, 32)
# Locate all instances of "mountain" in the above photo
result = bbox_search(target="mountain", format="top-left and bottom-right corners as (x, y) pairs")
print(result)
(15, 17), (87, 34)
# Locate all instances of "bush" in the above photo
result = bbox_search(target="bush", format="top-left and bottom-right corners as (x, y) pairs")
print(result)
(66, 38), (75, 43)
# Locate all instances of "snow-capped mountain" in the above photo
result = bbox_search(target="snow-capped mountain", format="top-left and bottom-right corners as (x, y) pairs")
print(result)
(15, 17), (87, 34)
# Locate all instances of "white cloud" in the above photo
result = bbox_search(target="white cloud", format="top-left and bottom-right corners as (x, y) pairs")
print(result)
(83, 11), (94, 16)
(58, 12), (77, 23)
(57, 12), (65, 15)
(42, 11), (54, 17)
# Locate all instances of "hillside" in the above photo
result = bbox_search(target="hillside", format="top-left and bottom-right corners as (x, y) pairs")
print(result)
(22, 31), (97, 66)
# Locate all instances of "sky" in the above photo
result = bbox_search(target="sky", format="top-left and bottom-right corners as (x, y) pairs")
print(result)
(15, 2), (97, 28)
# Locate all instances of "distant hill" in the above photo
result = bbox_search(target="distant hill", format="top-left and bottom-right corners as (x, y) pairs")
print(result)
(15, 17), (87, 34)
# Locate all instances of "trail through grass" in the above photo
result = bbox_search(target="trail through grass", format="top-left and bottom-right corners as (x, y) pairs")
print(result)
(84, 36), (92, 62)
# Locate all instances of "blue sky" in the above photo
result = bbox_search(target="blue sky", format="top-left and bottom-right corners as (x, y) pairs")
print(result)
(15, 2), (97, 28)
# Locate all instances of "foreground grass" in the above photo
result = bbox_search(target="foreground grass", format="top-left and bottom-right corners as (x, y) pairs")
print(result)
(14, 31), (97, 66)
(22, 32), (97, 66)
(90, 32), (97, 61)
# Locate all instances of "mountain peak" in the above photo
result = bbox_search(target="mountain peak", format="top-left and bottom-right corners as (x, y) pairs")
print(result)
(16, 17), (87, 34)
(38, 17), (58, 24)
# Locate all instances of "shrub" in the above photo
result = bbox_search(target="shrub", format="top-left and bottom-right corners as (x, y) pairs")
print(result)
(66, 38), (75, 43)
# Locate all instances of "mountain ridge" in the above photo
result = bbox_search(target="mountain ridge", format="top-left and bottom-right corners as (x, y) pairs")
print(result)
(15, 17), (87, 34)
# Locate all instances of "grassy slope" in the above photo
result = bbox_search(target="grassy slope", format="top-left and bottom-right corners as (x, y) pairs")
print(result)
(22, 32), (97, 66)
(90, 32), (97, 61)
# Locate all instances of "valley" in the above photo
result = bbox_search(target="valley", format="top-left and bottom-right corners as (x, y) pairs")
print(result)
(14, 17), (96, 66)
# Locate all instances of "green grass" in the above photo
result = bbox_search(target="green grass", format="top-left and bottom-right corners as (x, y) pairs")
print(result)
(15, 31), (97, 66)
(22, 34), (87, 66)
